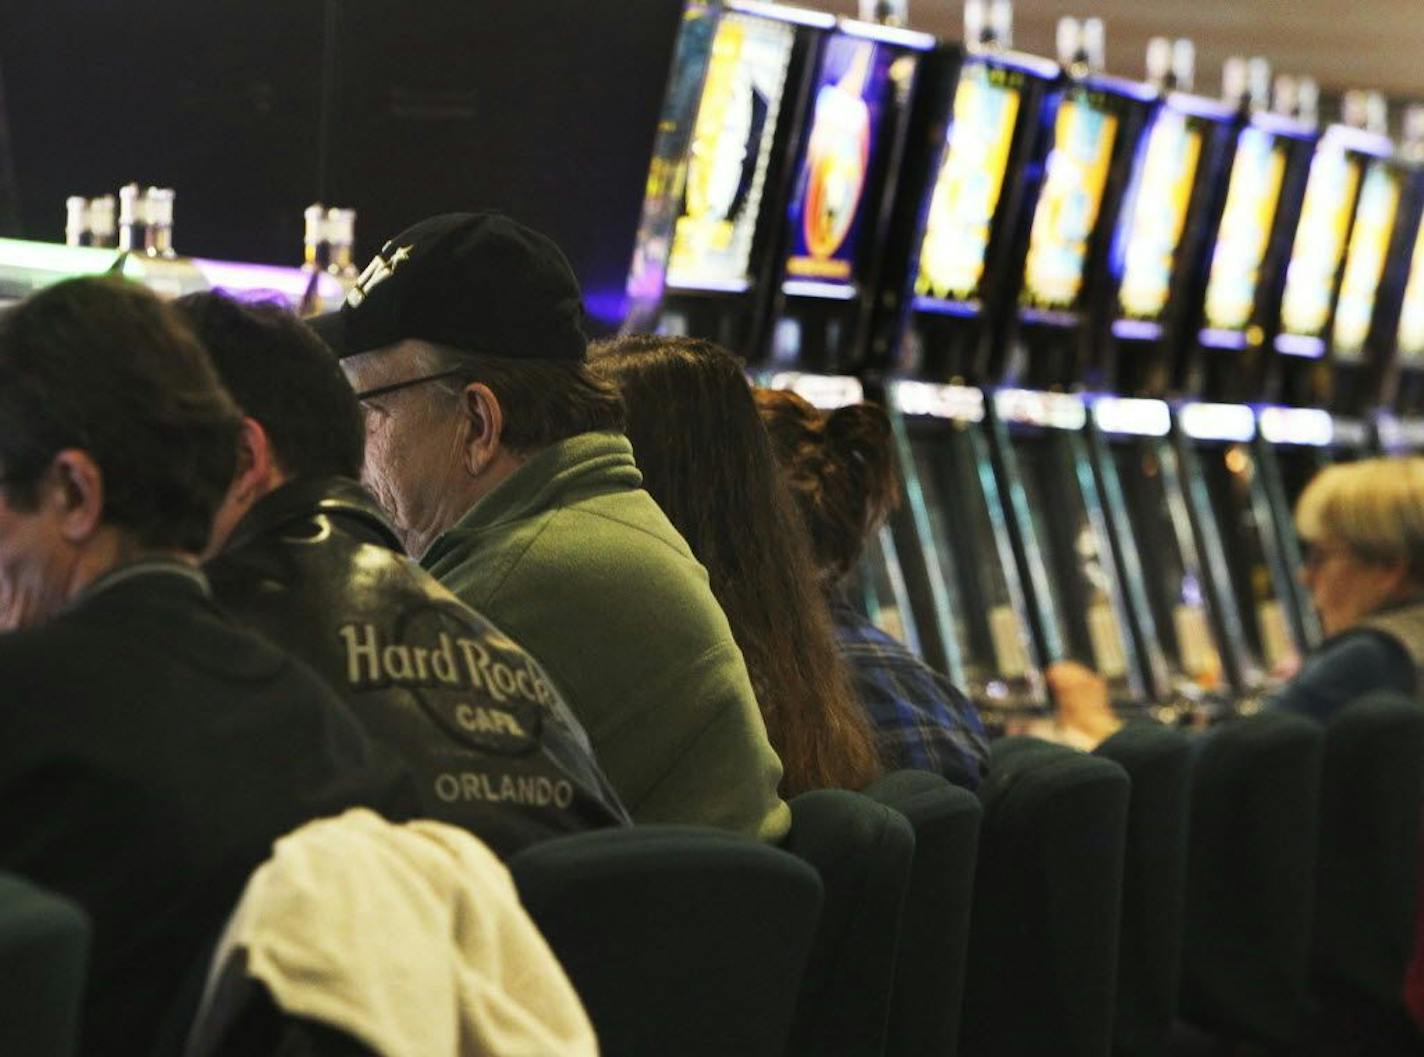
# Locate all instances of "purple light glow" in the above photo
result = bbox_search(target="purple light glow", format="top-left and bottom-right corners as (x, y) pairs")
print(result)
(191, 258), (340, 307)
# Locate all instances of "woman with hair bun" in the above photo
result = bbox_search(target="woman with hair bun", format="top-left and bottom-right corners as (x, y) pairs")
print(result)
(755, 387), (989, 790)
(590, 335), (882, 797)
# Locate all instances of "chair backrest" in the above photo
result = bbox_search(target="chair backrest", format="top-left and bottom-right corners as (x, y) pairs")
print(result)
(959, 736), (1132, 1057)
(781, 788), (917, 1057)
(864, 770), (983, 1057)
(509, 825), (824, 1057)
(1094, 721), (1193, 1057)
(1179, 709), (1324, 1046)
(0, 872), (90, 1057)
(1314, 691), (1424, 1009)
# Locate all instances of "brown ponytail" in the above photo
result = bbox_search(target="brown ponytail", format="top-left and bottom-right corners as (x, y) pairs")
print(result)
(754, 388), (901, 584)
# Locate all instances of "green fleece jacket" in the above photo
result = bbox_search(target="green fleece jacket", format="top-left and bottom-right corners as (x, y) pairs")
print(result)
(422, 431), (791, 841)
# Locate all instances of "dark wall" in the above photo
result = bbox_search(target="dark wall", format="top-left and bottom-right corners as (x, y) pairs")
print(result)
(0, 1), (686, 327)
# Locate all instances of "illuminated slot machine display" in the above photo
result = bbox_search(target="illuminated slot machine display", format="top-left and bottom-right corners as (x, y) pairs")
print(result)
(625, 0), (827, 352)
(882, 45), (1059, 383)
(1189, 99), (1316, 403)
(1088, 396), (1232, 712)
(1393, 212), (1424, 422)
(998, 26), (1153, 390)
(862, 7), (1062, 719)
(1378, 113), (1424, 451)
(1268, 126), (1386, 409)
(1327, 137), (1407, 415)
(765, 18), (937, 371)
(1098, 44), (1238, 395)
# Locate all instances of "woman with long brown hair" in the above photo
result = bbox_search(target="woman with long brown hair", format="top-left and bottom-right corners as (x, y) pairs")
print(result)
(755, 387), (988, 789)
(589, 335), (882, 796)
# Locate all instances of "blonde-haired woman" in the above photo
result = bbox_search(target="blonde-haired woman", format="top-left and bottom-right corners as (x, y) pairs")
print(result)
(1052, 456), (1424, 740)
(1281, 456), (1424, 719)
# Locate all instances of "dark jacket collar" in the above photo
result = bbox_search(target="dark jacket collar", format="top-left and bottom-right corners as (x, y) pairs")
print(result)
(225, 476), (404, 554)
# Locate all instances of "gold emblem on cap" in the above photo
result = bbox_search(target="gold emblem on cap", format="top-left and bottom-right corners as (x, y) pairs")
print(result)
(345, 244), (416, 308)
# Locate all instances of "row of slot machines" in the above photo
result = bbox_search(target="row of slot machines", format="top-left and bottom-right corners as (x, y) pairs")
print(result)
(621, 0), (1424, 724)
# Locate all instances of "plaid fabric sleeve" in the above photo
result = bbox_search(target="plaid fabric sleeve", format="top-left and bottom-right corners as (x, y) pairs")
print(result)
(833, 605), (990, 790)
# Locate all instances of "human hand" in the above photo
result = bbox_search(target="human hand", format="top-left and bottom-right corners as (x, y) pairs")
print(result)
(1045, 660), (1122, 747)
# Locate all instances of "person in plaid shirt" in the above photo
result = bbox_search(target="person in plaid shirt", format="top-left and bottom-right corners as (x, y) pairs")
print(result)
(756, 388), (989, 790)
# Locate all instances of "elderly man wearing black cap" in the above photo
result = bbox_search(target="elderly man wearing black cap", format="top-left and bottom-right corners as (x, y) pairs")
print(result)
(317, 212), (790, 841)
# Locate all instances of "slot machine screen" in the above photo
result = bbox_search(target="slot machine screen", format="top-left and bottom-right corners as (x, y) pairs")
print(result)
(1110, 441), (1223, 690)
(1202, 127), (1289, 334)
(914, 61), (1023, 308)
(784, 35), (897, 292)
(908, 424), (1034, 702)
(1278, 143), (1362, 341)
(1115, 108), (1205, 322)
(666, 12), (796, 291)
(1332, 161), (1401, 358)
(1020, 92), (1119, 312)
(1399, 223), (1424, 364)
(1200, 443), (1295, 678)
(1012, 435), (1131, 688)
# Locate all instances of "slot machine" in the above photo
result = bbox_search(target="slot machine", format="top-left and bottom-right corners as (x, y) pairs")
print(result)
(1268, 122), (1392, 410)
(1183, 67), (1317, 405)
(1080, 41), (1239, 713)
(1172, 401), (1298, 698)
(624, 0), (832, 353)
(1377, 108), (1424, 453)
(863, 1), (1061, 719)
(979, 18), (1158, 713)
(1251, 94), (1407, 649)
(762, 17), (938, 372)
(1169, 63), (1321, 690)
(1094, 40), (1238, 397)
(1088, 395), (1232, 713)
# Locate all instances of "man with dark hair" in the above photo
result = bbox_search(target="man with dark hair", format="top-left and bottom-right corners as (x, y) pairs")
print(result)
(320, 212), (789, 840)
(182, 291), (628, 857)
(0, 277), (413, 1057)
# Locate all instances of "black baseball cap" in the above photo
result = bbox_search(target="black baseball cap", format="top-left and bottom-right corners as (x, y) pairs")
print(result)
(309, 212), (588, 362)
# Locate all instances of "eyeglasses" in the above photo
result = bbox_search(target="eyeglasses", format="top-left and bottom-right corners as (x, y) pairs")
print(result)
(353, 368), (465, 403)
(1301, 541), (1353, 570)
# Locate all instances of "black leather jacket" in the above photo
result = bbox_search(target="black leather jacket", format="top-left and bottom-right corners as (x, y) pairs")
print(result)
(205, 476), (630, 857)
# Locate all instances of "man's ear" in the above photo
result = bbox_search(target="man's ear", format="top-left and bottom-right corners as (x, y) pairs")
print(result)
(49, 449), (106, 543)
(232, 417), (280, 501)
(457, 382), (506, 477)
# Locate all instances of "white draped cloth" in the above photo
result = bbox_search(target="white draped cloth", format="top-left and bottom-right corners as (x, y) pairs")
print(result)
(185, 808), (598, 1057)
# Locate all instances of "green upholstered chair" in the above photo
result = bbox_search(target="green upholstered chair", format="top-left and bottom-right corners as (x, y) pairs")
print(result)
(1094, 721), (1193, 1057)
(0, 872), (90, 1057)
(782, 789), (917, 1057)
(1178, 709), (1324, 1047)
(1312, 691), (1424, 1038)
(865, 770), (983, 1057)
(959, 737), (1131, 1057)
(509, 825), (824, 1057)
